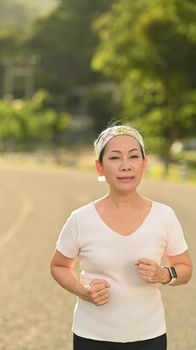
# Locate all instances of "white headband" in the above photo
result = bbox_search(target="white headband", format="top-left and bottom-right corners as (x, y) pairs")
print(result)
(94, 125), (145, 159)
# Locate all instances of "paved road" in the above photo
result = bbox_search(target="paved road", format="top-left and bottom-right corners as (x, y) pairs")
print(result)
(0, 165), (195, 350)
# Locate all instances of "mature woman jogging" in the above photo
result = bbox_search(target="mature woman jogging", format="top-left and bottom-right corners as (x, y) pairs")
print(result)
(50, 124), (192, 350)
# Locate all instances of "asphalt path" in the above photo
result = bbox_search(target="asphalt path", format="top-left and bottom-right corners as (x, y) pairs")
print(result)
(0, 165), (195, 350)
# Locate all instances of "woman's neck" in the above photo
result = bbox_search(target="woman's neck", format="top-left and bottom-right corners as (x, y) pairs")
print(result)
(105, 190), (144, 209)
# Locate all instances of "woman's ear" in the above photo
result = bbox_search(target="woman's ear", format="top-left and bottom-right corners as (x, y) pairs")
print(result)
(95, 160), (104, 176)
(95, 160), (106, 182)
(143, 157), (148, 170)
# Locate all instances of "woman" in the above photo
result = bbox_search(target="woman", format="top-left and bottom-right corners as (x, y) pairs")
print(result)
(50, 125), (192, 350)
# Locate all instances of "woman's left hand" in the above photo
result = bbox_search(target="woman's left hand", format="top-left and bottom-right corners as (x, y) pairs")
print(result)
(135, 258), (169, 284)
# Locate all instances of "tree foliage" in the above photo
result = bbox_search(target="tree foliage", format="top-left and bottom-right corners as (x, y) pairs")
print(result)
(27, 0), (115, 95)
(0, 91), (71, 151)
(92, 0), (196, 163)
(0, 0), (195, 158)
(0, 0), (117, 140)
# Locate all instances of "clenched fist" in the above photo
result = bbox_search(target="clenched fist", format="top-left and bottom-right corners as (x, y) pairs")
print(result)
(82, 279), (110, 306)
(135, 258), (170, 284)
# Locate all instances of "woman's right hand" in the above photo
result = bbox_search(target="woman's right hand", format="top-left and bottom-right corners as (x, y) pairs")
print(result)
(81, 279), (110, 306)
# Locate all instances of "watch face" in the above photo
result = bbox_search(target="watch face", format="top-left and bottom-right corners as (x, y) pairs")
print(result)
(170, 266), (177, 278)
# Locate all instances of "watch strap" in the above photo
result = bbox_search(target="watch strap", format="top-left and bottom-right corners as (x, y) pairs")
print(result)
(165, 266), (177, 285)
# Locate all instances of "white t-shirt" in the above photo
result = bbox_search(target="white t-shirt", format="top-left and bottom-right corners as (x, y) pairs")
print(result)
(56, 201), (188, 342)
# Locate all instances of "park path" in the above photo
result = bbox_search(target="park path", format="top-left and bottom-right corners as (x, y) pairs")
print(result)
(0, 164), (195, 350)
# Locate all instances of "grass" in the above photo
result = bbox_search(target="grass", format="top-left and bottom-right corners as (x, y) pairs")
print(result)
(145, 161), (196, 184)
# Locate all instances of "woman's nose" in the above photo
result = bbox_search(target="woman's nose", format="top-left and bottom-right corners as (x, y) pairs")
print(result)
(120, 158), (132, 170)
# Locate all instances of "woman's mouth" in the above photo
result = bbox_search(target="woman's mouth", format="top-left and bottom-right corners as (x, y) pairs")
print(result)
(117, 176), (135, 182)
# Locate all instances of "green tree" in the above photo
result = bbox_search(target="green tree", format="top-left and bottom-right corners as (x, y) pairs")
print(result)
(0, 0), (119, 138)
(0, 91), (71, 151)
(85, 83), (121, 134)
(92, 0), (196, 169)
(27, 0), (115, 96)
(0, 0), (35, 98)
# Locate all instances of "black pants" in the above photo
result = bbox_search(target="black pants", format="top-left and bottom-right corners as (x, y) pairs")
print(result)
(73, 333), (167, 350)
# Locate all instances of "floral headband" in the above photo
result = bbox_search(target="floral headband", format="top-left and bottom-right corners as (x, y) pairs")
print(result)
(94, 125), (145, 159)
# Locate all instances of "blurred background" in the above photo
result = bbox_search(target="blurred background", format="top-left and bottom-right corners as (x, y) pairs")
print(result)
(0, 0), (195, 179)
(0, 1), (196, 350)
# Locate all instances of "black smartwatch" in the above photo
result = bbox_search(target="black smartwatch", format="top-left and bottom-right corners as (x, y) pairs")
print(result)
(166, 266), (178, 285)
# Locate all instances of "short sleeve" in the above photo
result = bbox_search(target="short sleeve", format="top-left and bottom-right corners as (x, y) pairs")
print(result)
(56, 212), (79, 258)
(165, 207), (188, 256)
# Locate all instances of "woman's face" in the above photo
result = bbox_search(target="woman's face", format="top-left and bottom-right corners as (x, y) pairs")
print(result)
(96, 135), (147, 193)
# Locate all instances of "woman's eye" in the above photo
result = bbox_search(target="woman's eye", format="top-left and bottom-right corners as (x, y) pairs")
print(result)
(130, 155), (139, 159)
(109, 155), (140, 160)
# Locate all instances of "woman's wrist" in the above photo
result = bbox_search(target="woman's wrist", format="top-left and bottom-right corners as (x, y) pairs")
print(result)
(161, 267), (171, 284)
(77, 284), (90, 300)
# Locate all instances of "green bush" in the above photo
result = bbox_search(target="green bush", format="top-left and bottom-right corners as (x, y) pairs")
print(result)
(0, 91), (71, 151)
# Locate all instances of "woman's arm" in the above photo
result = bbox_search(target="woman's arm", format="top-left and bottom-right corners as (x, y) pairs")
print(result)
(165, 250), (193, 286)
(50, 249), (85, 297)
(50, 250), (110, 305)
